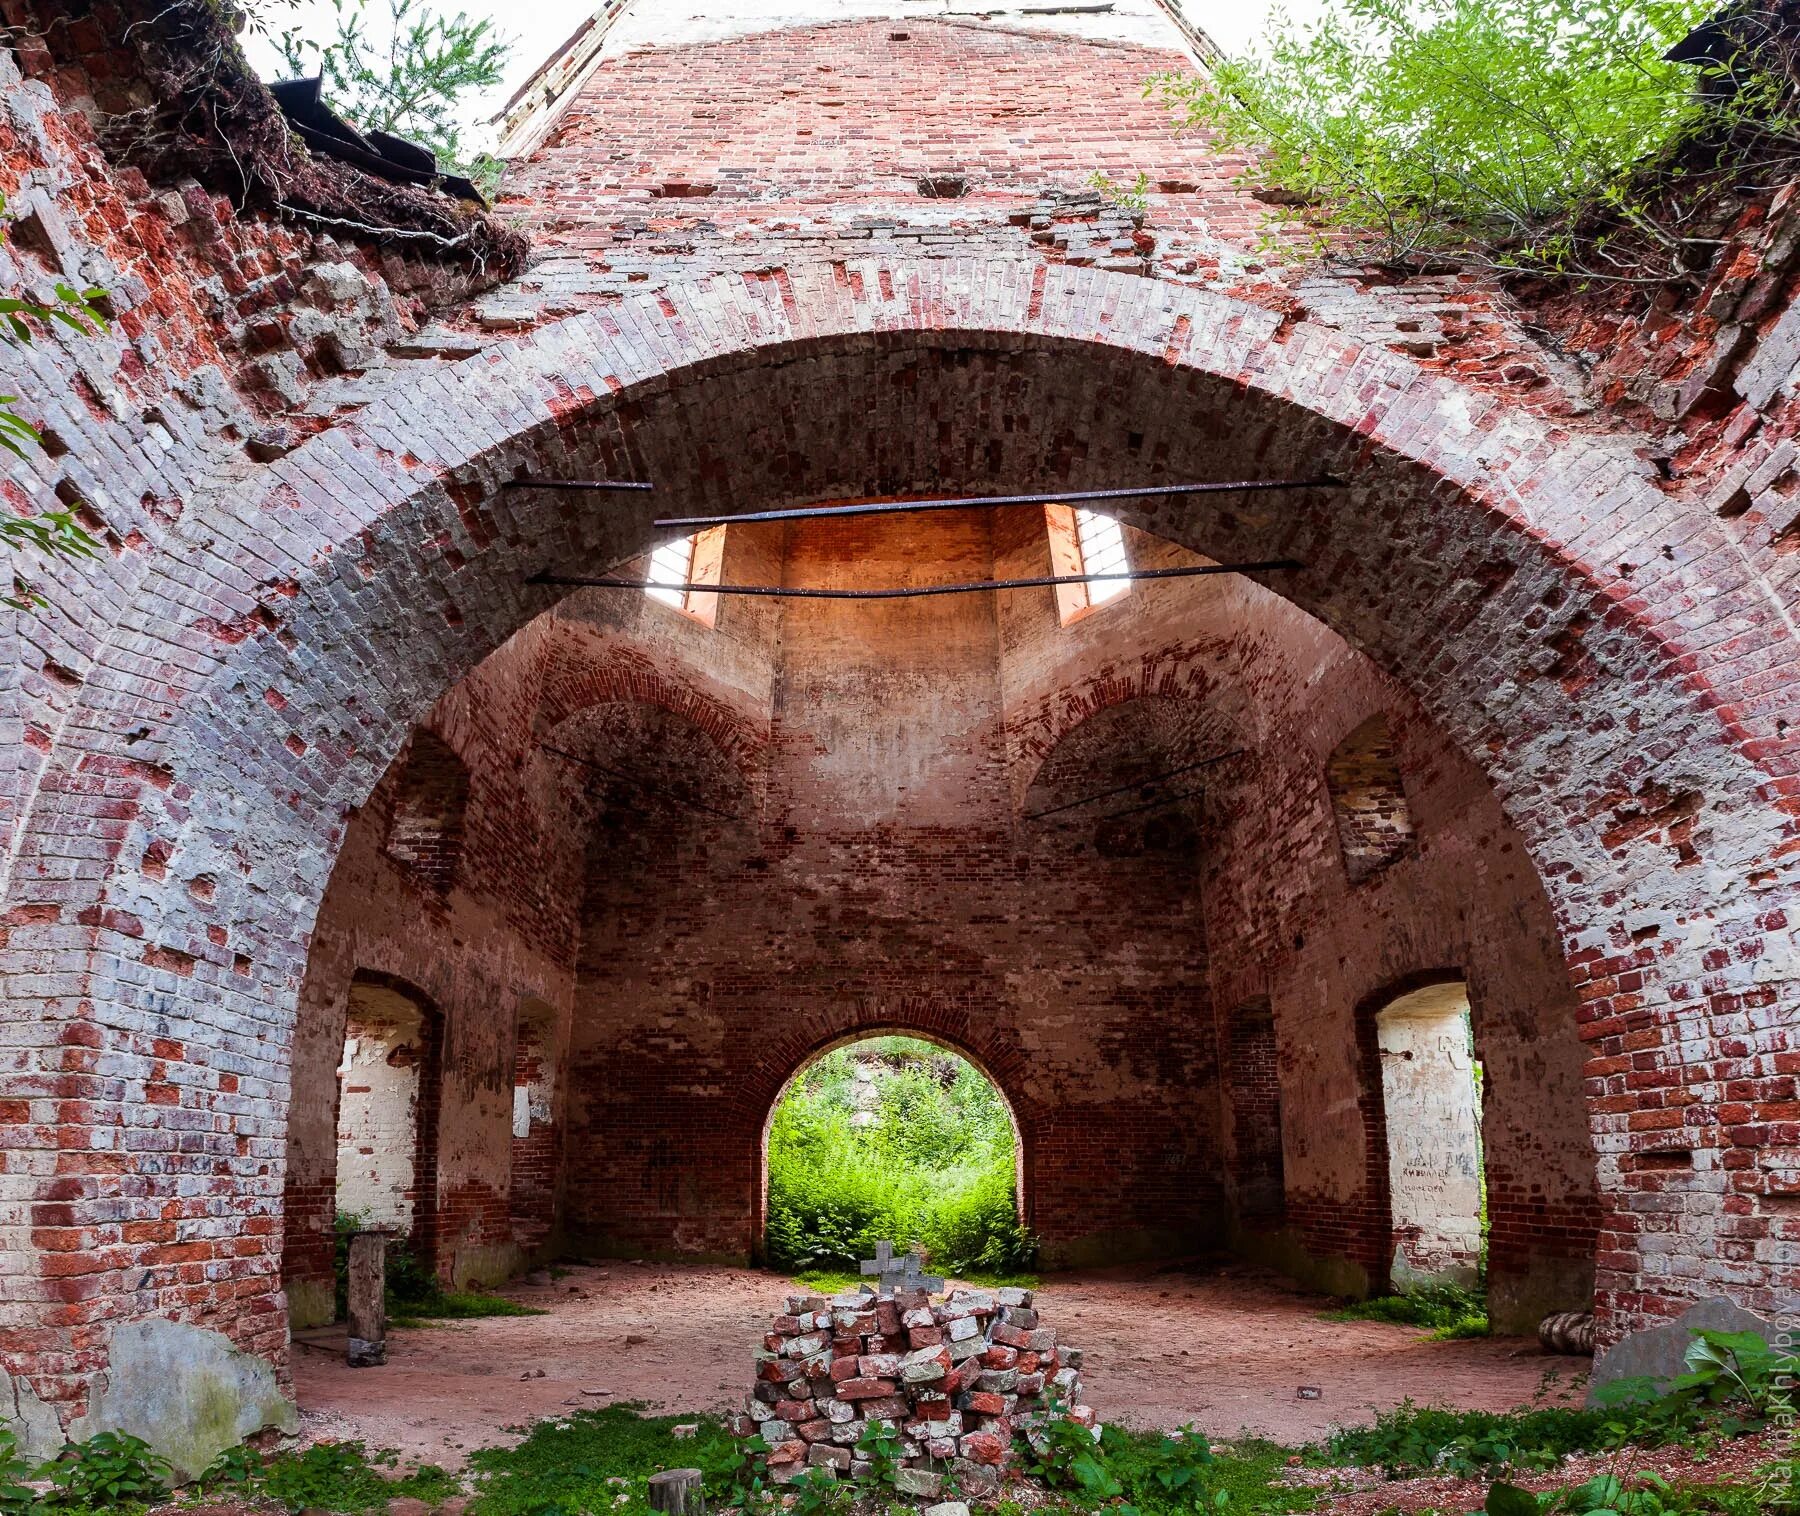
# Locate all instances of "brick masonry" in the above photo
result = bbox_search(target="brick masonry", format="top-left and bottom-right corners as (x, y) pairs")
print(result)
(0, 0), (1796, 1443)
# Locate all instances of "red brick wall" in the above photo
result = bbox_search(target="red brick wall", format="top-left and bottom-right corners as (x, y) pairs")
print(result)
(2, 0), (1797, 1431)
(557, 510), (1223, 1265)
(1224, 1001), (1286, 1228)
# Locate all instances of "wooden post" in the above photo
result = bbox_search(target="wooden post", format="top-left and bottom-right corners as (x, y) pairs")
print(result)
(346, 1231), (389, 1367)
(648, 1469), (705, 1516)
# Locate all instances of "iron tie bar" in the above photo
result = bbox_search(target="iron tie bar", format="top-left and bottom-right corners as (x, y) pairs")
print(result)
(651, 477), (1342, 530)
(504, 477), (656, 491)
(527, 560), (1303, 601)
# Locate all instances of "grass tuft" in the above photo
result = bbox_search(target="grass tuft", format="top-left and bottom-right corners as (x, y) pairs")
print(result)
(1322, 1280), (1489, 1340)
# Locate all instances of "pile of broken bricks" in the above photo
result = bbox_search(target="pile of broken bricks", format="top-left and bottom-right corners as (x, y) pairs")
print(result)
(729, 1283), (1096, 1502)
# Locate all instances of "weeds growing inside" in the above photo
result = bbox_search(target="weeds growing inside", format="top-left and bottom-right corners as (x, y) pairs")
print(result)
(765, 1036), (1034, 1276)
(1322, 1279), (1490, 1340)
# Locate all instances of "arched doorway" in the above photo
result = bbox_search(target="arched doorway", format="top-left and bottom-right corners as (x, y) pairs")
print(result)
(756, 1030), (1028, 1274)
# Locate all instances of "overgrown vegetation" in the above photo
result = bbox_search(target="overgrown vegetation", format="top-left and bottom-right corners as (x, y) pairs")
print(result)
(1485, 1461), (1800, 1516)
(1323, 1279), (1489, 1339)
(277, 0), (511, 192)
(1325, 1328), (1795, 1477)
(765, 1036), (1035, 1276)
(1013, 1393), (1312, 1516)
(195, 1440), (458, 1513)
(1156, 0), (1800, 279)
(1, 188), (106, 611)
(333, 1210), (547, 1324)
(100, 1328), (1796, 1516)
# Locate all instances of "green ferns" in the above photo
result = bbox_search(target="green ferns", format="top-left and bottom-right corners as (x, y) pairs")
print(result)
(765, 1037), (1034, 1275)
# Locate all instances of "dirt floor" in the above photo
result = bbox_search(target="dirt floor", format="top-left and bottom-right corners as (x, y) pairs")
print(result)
(291, 1260), (1582, 1467)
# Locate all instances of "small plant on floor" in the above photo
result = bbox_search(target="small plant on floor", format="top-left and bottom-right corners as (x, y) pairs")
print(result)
(723, 1430), (772, 1503)
(784, 1467), (854, 1516)
(195, 1441), (266, 1494)
(1594, 1328), (1796, 1446)
(855, 1419), (906, 1489)
(1015, 1390), (1121, 1501)
(36, 1432), (172, 1510)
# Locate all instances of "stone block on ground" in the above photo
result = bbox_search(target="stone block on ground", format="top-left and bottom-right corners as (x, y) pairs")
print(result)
(1588, 1297), (1773, 1402)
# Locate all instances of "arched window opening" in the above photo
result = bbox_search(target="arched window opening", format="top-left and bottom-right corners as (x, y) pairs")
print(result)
(334, 978), (441, 1252)
(1326, 713), (1416, 885)
(1044, 503), (1131, 624)
(383, 729), (471, 895)
(1227, 1000), (1285, 1227)
(762, 1035), (1030, 1278)
(509, 998), (561, 1255)
(644, 524), (726, 626)
(1376, 981), (1485, 1291)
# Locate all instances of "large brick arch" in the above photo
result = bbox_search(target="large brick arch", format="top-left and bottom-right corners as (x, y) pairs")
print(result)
(4, 259), (1795, 1409)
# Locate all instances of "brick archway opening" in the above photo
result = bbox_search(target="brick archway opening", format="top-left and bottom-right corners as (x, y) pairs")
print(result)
(754, 1027), (1030, 1272)
(6, 265), (1791, 1421)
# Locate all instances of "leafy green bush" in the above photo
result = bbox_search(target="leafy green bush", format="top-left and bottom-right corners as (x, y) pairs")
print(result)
(1327, 1400), (1615, 1476)
(34, 1433), (171, 1511)
(1483, 1460), (1800, 1516)
(1015, 1410), (1311, 1516)
(765, 1038), (1035, 1274)
(0, 1431), (39, 1516)
(1155, 0), (1800, 277)
(1323, 1280), (1489, 1339)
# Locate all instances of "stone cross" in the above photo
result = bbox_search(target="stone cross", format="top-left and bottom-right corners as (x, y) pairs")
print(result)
(860, 1239), (943, 1298)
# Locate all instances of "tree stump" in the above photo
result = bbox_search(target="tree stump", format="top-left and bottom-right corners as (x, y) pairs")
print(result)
(346, 1231), (389, 1368)
(648, 1468), (705, 1516)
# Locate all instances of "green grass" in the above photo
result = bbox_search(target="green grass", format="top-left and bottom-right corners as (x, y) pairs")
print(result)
(463, 1404), (740, 1516)
(1322, 1400), (1629, 1477)
(389, 1289), (548, 1327)
(1322, 1280), (1489, 1340)
(1098, 1427), (1316, 1516)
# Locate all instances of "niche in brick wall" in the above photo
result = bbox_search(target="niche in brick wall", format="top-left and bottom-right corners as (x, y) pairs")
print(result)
(1325, 713), (1416, 885)
(1226, 999), (1285, 1227)
(383, 729), (471, 895)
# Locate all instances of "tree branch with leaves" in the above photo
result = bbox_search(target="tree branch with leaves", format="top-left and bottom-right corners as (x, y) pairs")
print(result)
(1155, 0), (1800, 282)
(277, 0), (512, 194)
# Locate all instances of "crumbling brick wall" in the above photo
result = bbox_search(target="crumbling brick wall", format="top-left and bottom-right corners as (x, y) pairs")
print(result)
(2, 0), (1796, 1446)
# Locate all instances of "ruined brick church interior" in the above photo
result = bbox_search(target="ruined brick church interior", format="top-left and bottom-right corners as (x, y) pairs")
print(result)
(1, 0), (1797, 1488)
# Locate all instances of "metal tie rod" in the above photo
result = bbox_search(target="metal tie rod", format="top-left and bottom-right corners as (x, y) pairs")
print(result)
(652, 478), (1341, 530)
(528, 560), (1301, 601)
(505, 477), (656, 491)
